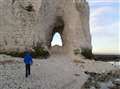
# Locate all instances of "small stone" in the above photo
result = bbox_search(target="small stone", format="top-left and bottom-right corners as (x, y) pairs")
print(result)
(90, 86), (95, 89)
(112, 79), (120, 85)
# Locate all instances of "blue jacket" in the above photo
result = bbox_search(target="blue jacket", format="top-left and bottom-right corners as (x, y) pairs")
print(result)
(24, 53), (33, 64)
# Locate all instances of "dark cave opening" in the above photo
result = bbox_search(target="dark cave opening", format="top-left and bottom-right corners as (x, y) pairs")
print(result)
(50, 16), (64, 47)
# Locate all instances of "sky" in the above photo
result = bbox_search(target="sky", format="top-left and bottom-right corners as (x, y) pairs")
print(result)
(51, 0), (120, 55)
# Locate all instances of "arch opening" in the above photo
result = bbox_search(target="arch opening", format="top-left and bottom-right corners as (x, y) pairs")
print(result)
(50, 16), (64, 47)
(51, 32), (63, 47)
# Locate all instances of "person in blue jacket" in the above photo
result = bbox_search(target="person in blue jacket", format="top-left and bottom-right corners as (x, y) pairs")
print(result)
(24, 51), (33, 78)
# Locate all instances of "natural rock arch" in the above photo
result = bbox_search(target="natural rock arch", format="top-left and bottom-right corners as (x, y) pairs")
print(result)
(0, 0), (92, 58)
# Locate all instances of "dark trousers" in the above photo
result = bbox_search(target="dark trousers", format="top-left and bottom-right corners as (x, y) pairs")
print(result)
(25, 64), (31, 77)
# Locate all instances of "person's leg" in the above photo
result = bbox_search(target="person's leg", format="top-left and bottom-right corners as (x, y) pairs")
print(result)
(26, 64), (29, 77)
(28, 64), (31, 75)
(25, 64), (27, 77)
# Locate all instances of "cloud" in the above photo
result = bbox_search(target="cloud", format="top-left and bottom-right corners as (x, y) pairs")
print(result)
(93, 48), (120, 54)
(90, 3), (119, 32)
(87, 0), (120, 3)
(90, 6), (115, 17)
(92, 22), (119, 33)
(91, 20), (120, 54)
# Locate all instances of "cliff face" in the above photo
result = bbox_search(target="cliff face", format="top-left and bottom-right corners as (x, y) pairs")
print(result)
(0, 0), (92, 57)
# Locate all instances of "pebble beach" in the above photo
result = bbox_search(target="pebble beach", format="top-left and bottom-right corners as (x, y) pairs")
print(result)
(0, 54), (119, 89)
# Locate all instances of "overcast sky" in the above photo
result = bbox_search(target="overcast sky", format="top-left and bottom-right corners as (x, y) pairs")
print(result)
(52, 0), (120, 54)
(87, 0), (119, 54)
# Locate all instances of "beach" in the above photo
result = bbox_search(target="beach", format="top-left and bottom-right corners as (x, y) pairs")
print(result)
(0, 54), (119, 89)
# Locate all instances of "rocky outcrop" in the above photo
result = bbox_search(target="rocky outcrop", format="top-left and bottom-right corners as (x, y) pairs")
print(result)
(0, 0), (92, 58)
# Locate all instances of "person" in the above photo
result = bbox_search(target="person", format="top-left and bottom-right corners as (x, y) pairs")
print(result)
(24, 51), (33, 78)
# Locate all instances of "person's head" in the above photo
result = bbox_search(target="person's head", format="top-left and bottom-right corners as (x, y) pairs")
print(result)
(24, 48), (30, 54)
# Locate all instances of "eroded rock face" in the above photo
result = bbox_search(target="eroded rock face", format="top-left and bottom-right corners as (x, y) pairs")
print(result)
(0, 0), (92, 57)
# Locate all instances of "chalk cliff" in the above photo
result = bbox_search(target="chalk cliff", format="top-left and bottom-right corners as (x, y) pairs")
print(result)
(0, 0), (92, 57)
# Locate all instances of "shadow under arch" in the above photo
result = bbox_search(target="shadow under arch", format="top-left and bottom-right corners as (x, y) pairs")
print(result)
(50, 16), (65, 47)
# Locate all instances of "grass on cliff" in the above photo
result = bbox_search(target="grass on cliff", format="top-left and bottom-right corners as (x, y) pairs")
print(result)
(0, 47), (49, 59)
(74, 48), (94, 59)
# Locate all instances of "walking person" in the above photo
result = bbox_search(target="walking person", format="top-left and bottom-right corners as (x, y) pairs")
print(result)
(24, 51), (33, 78)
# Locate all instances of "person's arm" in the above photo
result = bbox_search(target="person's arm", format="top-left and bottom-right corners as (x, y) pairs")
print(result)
(30, 56), (33, 64)
(31, 58), (33, 64)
